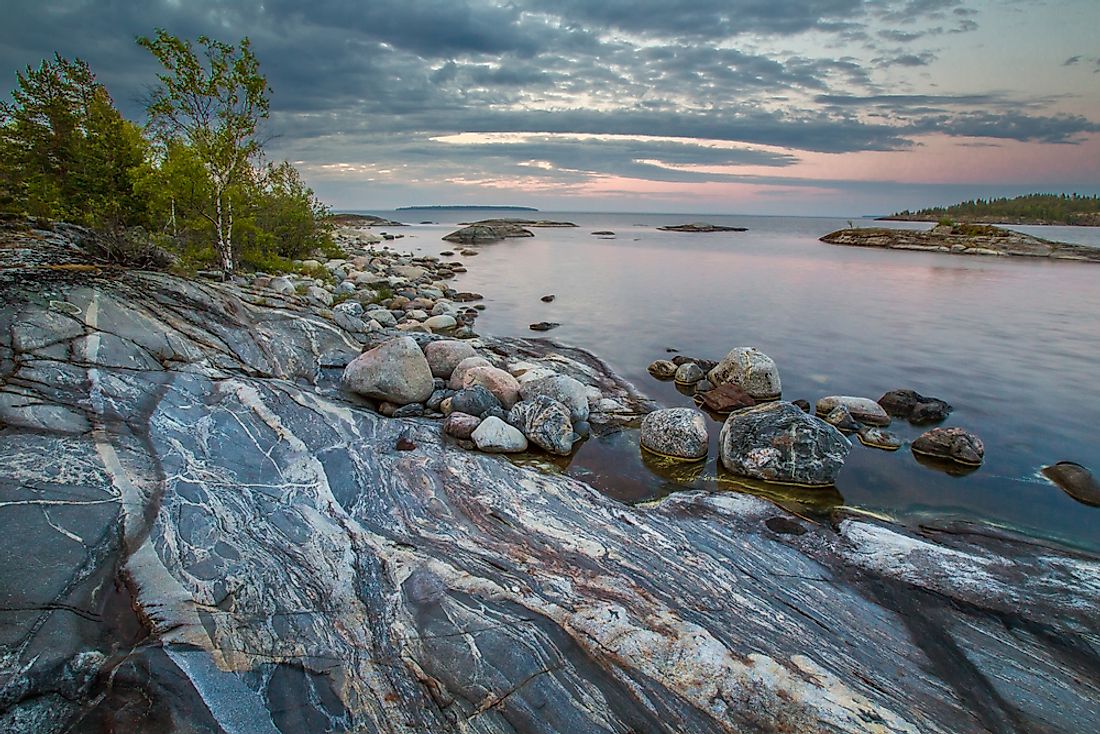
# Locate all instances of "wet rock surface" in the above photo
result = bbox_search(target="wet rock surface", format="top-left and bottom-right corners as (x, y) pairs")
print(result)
(708, 346), (782, 400)
(1042, 462), (1100, 506)
(2, 222), (1100, 733)
(719, 402), (852, 486)
(816, 395), (891, 426)
(878, 389), (953, 424)
(912, 426), (985, 467)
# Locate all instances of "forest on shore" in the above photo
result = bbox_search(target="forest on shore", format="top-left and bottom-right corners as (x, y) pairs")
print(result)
(881, 193), (1100, 226)
(0, 30), (334, 274)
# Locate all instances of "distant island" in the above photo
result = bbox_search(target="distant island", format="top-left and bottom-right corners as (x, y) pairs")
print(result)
(879, 193), (1100, 226)
(396, 205), (539, 211)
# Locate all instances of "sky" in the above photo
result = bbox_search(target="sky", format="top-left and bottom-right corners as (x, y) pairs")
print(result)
(2, 0), (1098, 215)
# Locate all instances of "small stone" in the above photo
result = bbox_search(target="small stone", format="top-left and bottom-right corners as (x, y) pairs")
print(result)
(878, 389), (953, 424)
(519, 374), (590, 423)
(647, 360), (678, 380)
(541, 294), (556, 302)
(448, 356), (492, 390)
(471, 416), (528, 453)
(1042, 462), (1100, 507)
(572, 420), (591, 438)
(443, 412), (482, 440)
(392, 403), (424, 418)
(366, 309), (397, 327)
(461, 365), (521, 408)
(426, 389), (454, 411)
(529, 321), (560, 331)
(269, 276), (295, 294)
(640, 407), (709, 461)
(450, 385), (502, 417)
(823, 405), (862, 433)
(395, 434), (417, 451)
(816, 396), (891, 427)
(792, 399), (811, 413)
(694, 380), (714, 394)
(912, 427), (984, 466)
(422, 340), (479, 380)
(857, 426), (902, 451)
(673, 362), (705, 385)
(424, 314), (457, 331)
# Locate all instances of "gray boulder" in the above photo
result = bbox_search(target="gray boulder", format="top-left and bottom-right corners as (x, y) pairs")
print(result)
(471, 416), (529, 453)
(719, 402), (851, 485)
(268, 275), (295, 294)
(424, 314), (457, 331)
(519, 374), (590, 422)
(857, 426), (902, 451)
(708, 347), (782, 400)
(306, 285), (333, 306)
(423, 339), (478, 378)
(674, 362), (705, 385)
(366, 308), (397, 327)
(508, 396), (575, 455)
(647, 359), (678, 380)
(640, 407), (709, 460)
(342, 336), (434, 406)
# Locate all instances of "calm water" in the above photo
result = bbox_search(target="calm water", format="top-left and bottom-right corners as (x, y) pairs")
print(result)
(365, 210), (1100, 552)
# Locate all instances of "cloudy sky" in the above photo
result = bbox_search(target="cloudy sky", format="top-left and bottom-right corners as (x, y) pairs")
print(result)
(3, 0), (1098, 214)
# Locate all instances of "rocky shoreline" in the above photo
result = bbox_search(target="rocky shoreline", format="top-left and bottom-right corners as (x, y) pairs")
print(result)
(2, 219), (1100, 732)
(821, 223), (1100, 262)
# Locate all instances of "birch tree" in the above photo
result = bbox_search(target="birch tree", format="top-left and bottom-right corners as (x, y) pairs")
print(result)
(139, 29), (269, 273)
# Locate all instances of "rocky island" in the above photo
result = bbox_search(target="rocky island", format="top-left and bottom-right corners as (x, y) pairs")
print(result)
(821, 223), (1100, 262)
(3, 219), (1100, 733)
(658, 222), (748, 232)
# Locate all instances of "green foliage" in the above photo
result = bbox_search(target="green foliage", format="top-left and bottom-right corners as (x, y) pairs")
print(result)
(896, 193), (1100, 225)
(139, 29), (270, 272)
(0, 54), (151, 226)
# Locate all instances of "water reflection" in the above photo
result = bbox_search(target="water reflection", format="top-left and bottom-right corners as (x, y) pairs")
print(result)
(912, 452), (983, 477)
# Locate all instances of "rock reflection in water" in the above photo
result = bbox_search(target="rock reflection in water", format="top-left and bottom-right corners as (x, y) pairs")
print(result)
(714, 467), (845, 519)
(913, 451), (982, 477)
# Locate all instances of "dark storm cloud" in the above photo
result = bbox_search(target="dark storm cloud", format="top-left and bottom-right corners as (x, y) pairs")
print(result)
(1, 0), (1095, 198)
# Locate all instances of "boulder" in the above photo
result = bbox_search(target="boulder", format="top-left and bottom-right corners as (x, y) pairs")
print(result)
(878, 389), (953, 424)
(342, 336), (434, 406)
(442, 223), (534, 244)
(693, 383), (755, 414)
(450, 385), (502, 418)
(815, 396), (891, 426)
(708, 347), (782, 400)
(912, 427), (984, 466)
(508, 396), (575, 455)
(719, 402), (851, 486)
(392, 265), (427, 280)
(423, 339), (478, 379)
(448, 356), (493, 389)
(520, 374), (590, 422)
(443, 412), (482, 441)
(366, 309), (397, 327)
(647, 360), (678, 380)
(462, 365), (522, 408)
(306, 286), (333, 306)
(471, 416), (528, 453)
(674, 362), (705, 385)
(529, 321), (560, 332)
(640, 408), (709, 461)
(269, 276), (295, 294)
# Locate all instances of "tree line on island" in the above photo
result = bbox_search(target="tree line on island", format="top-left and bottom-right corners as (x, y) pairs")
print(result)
(0, 29), (334, 274)
(883, 193), (1100, 226)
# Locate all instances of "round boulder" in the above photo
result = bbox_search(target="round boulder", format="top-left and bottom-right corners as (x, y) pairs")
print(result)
(443, 412), (482, 440)
(640, 407), (709, 461)
(423, 339), (478, 379)
(719, 401), (851, 486)
(878, 389), (952, 424)
(448, 356), (493, 389)
(857, 426), (902, 451)
(508, 396), (575, 455)
(462, 366), (521, 408)
(674, 362), (705, 385)
(342, 336), (434, 406)
(708, 347), (782, 400)
(1042, 462), (1100, 507)
(911, 427), (984, 466)
(519, 374), (590, 422)
(471, 416), (529, 453)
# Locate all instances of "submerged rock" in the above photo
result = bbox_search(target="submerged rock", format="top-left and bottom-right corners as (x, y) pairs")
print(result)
(471, 415), (529, 452)
(719, 402), (851, 486)
(343, 336), (434, 405)
(816, 396), (891, 426)
(508, 396), (575, 455)
(658, 222), (748, 232)
(640, 407), (709, 460)
(708, 347), (782, 400)
(857, 426), (902, 451)
(529, 321), (560, 332)
(694, 383), (755, 414)
(823, 405), (862, 433)
(1042, 462), (1100, 506)
(912, 427), (984, 466)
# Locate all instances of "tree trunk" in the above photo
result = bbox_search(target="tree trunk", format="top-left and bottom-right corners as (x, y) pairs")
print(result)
(214, 184), (233, 276)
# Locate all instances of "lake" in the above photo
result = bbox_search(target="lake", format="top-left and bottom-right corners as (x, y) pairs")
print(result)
(362, 210), (1100, 553)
